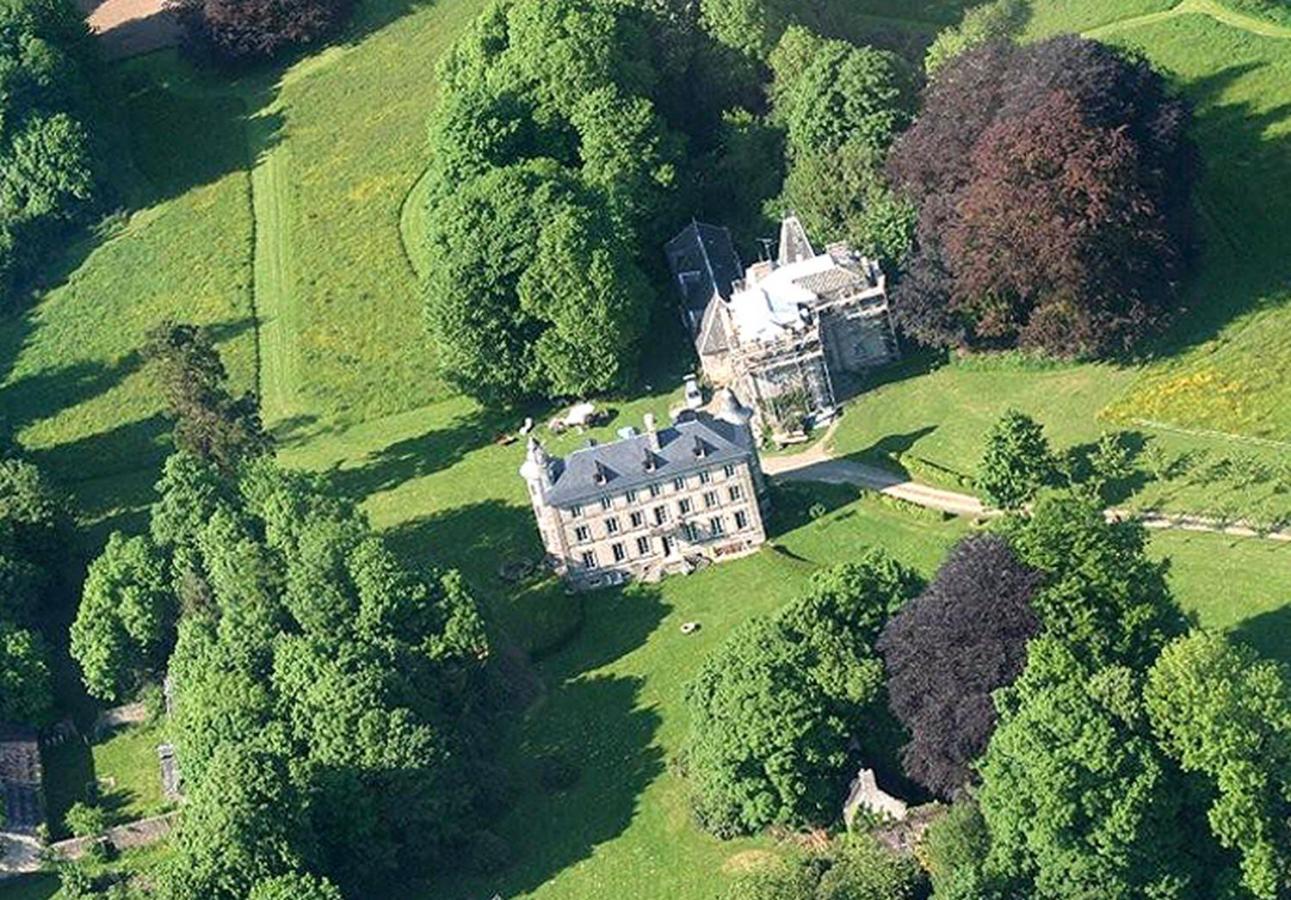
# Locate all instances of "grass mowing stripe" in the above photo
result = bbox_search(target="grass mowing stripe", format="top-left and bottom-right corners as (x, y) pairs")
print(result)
(249, 106), (300, 429)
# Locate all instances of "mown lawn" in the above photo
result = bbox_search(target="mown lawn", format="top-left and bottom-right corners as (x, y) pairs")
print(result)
(42, 720), (173, 841)
(832, 2), (1291, 526)
(0, 56), (256, 528)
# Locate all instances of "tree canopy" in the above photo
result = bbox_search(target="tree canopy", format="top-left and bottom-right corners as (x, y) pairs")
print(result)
(878, 533), (1041, 797)
(1145, 632), (1291, 899)
(144, 322), (272, 472)
(423, 0), (684, 405)
(769, 26), (917, 265)
(0, 457), (65, 726)
(72, 452), (492, 896)
(171, 0), (353, 62)
(681, 552), (918, 835)
(888, 36), (1196, 357)
(976, 409), (1055, 510)
(0, 0), (100, 308)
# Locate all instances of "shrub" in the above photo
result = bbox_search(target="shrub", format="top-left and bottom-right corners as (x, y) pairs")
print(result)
(977, 409), (1055, 510)
(65, 801), (108, 838)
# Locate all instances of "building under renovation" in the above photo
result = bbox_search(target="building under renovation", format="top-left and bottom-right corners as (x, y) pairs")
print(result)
(665, 216), (899, 438)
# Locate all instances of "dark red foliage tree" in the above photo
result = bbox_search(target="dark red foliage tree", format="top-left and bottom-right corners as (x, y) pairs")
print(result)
(888, 36), (1196, 357)
(876, 533), (1042, 798)
(173, 0), (352, 62)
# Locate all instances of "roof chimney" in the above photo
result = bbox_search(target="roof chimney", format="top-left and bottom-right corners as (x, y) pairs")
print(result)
(644, 412), (661, 452)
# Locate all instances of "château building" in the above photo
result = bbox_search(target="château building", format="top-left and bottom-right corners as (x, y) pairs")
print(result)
(520, 390), (769, 590)
(665, 216), (899, 438)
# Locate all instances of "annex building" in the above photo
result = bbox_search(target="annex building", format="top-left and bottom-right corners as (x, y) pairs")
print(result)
(666, 216), (899, 438)
(520, 390), (769, 590)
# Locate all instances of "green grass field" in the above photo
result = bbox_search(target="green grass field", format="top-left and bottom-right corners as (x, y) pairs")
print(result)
(3, 0), (1291, 897)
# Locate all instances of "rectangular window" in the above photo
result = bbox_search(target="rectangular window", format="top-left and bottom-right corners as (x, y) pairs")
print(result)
(683, 523), (699, 542)
(629, 511), (645, 529)
(570, 504), (583, 518)
(723, 464), (736, 478)
(673, 476), (686, 491)
(735, 510), (749, 530)
(611, 542), (627, 563)
(703, 491), (718, 508)
(653, 506), (669, 526)
(679, 497), (693, 515)
(699, 470), (712, 485)
(600, 496), (613, 511)
(636, 536), (651, 556)
(581, 550), (598, 569)
(574, 525), (591, 543)
(605, 517), (620, 535)
(729, 484), (743, 502)
(626, 489), (638, 503)
(709, 516), (725, 536)
(648, 483), (662, 498)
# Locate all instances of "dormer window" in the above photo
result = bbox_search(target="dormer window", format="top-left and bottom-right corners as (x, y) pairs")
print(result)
(643, 448), (658, 472)
(594, 462), (610, 486)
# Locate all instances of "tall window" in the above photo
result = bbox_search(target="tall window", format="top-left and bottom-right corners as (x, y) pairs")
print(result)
(673, 476), (686, 491)
(709, 516), (724, 536)
(653, 506), (669, 526)
(611, 543), (627, 563)
(606, 517), (620, 535)
(679, 497), (693, 515)
(723, 464), (736, 478)
(636, 536), (651, 556)
(626, 489), (638, 503)
(600, 496), (613, 511)
(735, 510), (749, 530)
(649, 483), (662, 498)
(699, 470), (712, 485)
(630, 511), (645, 528)
(574, 525), (591, 543)
(703, 491), (718, 508)
(682, 523), (699, 542)
(581, 550), (597, 569)
(569, 504), (583, 518)
(729, 484), (743, 502)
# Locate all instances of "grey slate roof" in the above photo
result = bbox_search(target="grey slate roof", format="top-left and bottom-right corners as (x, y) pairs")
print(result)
(0, 724), (43, 834)
(544, 412), (754, 508)
(665, 222), (744, 328)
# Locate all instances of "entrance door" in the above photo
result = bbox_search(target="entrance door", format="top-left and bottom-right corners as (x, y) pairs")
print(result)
(661, 535), (676, 558)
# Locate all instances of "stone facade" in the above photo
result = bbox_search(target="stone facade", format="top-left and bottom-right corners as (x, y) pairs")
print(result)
(521, 391), (769, 590)
(666, 217), (899, 438)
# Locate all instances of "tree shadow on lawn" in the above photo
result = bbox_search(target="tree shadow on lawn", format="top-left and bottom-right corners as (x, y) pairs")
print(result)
(1138, 61), (1291, 359)
(324, 406), (518, 503)
(1231, 603), (1291, 666)
(431, 587), (671, 900)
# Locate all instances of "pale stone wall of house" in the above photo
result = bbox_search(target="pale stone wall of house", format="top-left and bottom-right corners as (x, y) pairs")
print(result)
(547, 458), (765, 587)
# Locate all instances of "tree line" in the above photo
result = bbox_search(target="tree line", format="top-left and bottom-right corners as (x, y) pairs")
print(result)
(0, 0), (104, 309)
(679, 488), (1291, 899)
(62, 325), (502, 898)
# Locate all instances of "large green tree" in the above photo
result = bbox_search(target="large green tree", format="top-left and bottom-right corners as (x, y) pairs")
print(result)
(976, 409), (1055, 510)
(1146, 632), (1291, 899)
(682, 552), (918, 835)
(75, 452), (491, 895)
(975, 638), (1204, 898)
(70, 532), (174, 702)
(0, 0), (101, 307)
(769, 26), (916, 264)
(423, 0), (681, 405)
(1002, 492), (1185, 671)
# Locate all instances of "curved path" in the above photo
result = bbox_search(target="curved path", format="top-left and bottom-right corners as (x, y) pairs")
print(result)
(1086, 0), (1291, 39)
(763, 440), (1291, 542)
